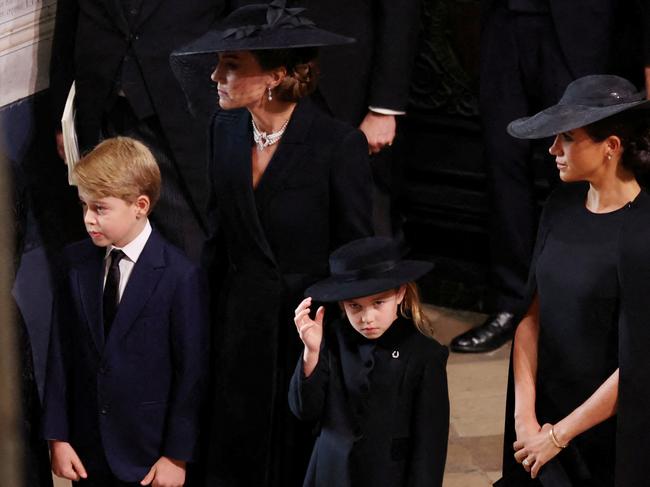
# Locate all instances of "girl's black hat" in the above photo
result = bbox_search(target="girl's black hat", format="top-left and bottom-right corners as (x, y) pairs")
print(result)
(305, 237), (433, 302)
(507, 75), (650, 140)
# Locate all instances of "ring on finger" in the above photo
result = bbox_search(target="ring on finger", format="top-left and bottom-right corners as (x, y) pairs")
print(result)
(522, 458), (530, 467)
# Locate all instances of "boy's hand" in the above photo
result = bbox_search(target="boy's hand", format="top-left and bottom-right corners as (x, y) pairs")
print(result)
(49, 440), (88, 481)
(140, 456), (186, 487)
(294, 297), (324, 354)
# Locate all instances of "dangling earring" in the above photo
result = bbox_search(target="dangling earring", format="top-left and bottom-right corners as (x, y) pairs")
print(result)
(268, 87), (273, 102)
(607, 153), (613, 160)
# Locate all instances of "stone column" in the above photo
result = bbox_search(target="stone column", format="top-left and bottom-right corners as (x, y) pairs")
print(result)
(0, 151), (22, 486)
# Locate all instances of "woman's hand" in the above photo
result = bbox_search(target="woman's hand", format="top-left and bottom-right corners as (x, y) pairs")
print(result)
(513, 423), (561, 479)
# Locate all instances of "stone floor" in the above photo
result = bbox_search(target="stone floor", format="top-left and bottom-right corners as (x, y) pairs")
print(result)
(54, 305), (510, 487)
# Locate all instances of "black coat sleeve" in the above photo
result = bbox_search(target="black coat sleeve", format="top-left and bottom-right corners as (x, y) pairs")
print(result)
(369, 0), (422, 111)
(329, 128), (374, 248)
(407, 345), (449, 487)
(288, 349), (330, 422)
(49, 0), (79, 130)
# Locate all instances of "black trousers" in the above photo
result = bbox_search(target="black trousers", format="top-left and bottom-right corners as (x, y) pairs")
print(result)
(480, 8), (573, 315)
(102, 97), (206, 262)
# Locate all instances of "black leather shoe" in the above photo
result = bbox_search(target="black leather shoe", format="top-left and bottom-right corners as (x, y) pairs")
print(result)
(450, 311), (515, 353)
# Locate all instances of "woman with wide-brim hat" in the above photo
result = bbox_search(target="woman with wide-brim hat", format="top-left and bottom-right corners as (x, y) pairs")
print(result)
(494, 74), (650, 487)
(171, 2), (373, 486)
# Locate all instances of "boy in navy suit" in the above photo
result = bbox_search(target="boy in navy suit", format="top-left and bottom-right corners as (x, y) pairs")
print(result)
(43, 137), (209, 487)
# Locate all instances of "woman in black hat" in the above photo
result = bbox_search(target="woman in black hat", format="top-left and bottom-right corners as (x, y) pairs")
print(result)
(495, 74), (650, 486)
(171, 2), (373, 486)
(289, 236), (449, 487)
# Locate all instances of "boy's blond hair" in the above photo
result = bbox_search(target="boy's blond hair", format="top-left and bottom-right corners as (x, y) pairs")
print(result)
(72, 137), (161, 211)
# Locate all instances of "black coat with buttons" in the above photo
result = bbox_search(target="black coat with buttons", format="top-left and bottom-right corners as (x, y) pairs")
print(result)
(289, 316), (449, 487)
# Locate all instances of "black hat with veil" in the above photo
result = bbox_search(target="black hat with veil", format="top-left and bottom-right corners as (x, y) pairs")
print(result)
(169, 0), (354, 120)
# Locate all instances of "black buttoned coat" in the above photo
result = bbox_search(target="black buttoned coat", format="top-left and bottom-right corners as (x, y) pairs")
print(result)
(289, 317), (449, 487)
(202, 98), (373, 487)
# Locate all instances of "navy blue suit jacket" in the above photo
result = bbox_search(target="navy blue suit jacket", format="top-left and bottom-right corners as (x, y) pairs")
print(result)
(43, 230), (209, 482)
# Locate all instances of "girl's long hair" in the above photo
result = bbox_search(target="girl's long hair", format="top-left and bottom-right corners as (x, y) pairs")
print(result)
(399, 282), (431, 336)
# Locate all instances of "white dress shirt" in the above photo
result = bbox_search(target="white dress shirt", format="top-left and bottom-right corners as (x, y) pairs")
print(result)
(102, 219), (152, 302)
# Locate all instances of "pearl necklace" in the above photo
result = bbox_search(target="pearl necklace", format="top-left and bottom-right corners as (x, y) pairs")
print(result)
(252, 118), (289, 152)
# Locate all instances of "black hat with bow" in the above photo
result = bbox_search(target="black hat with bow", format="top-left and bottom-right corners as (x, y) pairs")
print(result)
(305, 237), (433, 302)
(169, 0), (354, 119)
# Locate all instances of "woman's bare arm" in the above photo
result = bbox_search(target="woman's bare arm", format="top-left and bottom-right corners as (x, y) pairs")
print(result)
(512, 294), (541, 436)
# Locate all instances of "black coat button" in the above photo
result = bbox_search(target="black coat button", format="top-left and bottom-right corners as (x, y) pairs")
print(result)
(100, 407), (108, 415)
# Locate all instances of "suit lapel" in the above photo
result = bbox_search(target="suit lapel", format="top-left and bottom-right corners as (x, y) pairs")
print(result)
(77, 247), (106, 355)
(254, 99), (315, 210)
(103, 231), (166, 354)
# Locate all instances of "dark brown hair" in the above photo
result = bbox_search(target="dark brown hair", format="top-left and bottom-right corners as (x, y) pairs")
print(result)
(584, 109), (650, 181)
(252, 47), (320, 102)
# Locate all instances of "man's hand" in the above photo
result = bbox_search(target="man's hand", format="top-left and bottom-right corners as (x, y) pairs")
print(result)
(50, 440), (88, 481)
(359, 111), (396, 155)
(55, 131), (66, 161)
(645, 66), (650, 100)
(141, 456), (186, 487)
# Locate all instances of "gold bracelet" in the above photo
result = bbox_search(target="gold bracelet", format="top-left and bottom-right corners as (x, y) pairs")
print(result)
(549, 426), (567, 449)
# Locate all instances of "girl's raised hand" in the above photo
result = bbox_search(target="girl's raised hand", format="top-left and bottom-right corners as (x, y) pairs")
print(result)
(294, 297), (325, 353)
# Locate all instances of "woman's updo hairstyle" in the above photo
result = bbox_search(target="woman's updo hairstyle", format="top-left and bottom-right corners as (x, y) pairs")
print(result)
(584, 109), (650, 182)
(252, 47), (320, 102)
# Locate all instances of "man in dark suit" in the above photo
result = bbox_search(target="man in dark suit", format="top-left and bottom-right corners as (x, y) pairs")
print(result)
(43, 138), (208, 486)
(451, 0), (649, 353)
(50, 0), (229, 261)
(294, 0), (422, 235)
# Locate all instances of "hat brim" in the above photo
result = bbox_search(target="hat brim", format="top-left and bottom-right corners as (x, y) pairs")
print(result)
(172, 27), (354, 57)
(507, 99), (650, 139)
(304, 261), (433, 302)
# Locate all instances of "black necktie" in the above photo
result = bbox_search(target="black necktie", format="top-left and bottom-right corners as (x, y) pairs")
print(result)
(103, 249), (126, 338)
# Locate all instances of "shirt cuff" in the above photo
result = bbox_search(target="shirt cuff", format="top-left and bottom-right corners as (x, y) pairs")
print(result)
(369, 106), (406, 116)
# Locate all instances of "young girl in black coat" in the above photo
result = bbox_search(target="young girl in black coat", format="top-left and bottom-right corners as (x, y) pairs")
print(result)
(289, 237), (449, 487)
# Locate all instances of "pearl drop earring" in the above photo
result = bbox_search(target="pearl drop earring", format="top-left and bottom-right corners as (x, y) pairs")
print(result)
(268, 87), (273, 101)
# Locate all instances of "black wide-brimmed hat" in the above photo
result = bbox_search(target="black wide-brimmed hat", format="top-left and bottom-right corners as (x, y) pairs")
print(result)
(508, 75), (650, 139)
(305, 237), (433, 302)
(169, 0), (354, 120)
